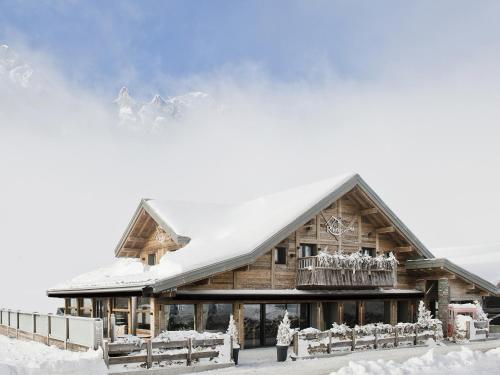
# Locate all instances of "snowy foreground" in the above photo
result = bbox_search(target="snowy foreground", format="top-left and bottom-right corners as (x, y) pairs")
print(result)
(0, 335), (107, 375)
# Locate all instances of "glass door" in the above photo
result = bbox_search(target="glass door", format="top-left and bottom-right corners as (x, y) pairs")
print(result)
(243, 304), (261, 348)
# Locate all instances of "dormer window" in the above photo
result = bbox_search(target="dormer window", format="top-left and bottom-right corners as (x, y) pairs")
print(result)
(148, 253), (156, 266)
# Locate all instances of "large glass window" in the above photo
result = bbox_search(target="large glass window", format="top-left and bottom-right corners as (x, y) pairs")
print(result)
(67, 298), (78, 316)
(343, 301), (358, 327)
(80, 298), (93, 317)
(397, 301), (411, 323)
(244, 304), (261, 348)
(202, 304), (231, 332)
(112, 298), (130, 334)
(137, 298), (151, 330)
(324, 302), (340, 328)
(163, 304), (195, 331)
(364, 300), (391, 324)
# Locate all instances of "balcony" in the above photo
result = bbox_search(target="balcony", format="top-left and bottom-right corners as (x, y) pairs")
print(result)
(296, 252), (396, 289)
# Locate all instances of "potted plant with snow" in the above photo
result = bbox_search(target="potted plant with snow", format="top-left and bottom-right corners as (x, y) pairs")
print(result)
(276, 310), (292, 362)
(227, 315), (240, 365)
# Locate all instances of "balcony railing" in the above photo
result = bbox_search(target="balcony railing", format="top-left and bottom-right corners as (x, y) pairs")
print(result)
(296, 255), (396, 289)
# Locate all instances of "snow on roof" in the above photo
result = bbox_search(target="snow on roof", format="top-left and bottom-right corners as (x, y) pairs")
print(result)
(432, 243), (500, 285)
(50, 173), (357, 292)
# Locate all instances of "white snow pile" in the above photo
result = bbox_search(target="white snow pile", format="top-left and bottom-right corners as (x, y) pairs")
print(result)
(115, 86), (213, 130)
(317, 250), (398, 273)
(0, 335), (107, 375)
(50, 173), (357, 292)
(331, 347), (500, 375)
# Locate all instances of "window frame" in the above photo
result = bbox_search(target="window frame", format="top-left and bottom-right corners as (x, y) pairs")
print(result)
(274, 246), (287, 265)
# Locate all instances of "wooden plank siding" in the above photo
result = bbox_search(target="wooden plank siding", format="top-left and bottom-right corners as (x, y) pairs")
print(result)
(178, 192), (422, 291)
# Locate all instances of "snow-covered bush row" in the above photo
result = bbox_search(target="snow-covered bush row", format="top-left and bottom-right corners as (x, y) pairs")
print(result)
(0, 335), (107, 375)
(316, 250), (398, 273)
(331, 347), (500, 375)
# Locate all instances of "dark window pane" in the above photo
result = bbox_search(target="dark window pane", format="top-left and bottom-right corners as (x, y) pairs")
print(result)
(203, 304), (231, 332)
(364, 300), (390, 324)
(343, 301), (358, 327)
(362, 247), (376, 257)
(324, 302), (340, 328)
(397, 301), (410, 323)
(275, 247), (287, 264)
(114, 297), (129, 309)
(300, 244), (317, 257)
(244, 304), (261, 348)
(164, 304), (195, 331)
(148, 254), (156, 266)
(264, 304), (286, 346)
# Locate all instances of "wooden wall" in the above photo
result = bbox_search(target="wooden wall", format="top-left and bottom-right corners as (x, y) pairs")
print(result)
(180, 192), (422, 291)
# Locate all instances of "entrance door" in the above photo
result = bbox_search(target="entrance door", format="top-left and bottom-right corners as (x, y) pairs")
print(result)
(243, 304), (261, 348)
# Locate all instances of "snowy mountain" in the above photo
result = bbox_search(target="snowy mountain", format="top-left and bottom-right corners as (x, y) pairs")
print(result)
(114, 87), (211, 130)
(0, 44), (35, 87)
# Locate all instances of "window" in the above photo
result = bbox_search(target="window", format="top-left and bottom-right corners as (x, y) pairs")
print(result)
(343, 301), (359, 327)
(299, 244), (317, 258)
(80, 298), (93, 317)
(202, 304), (232, 331)
(163, 304), (195, 331)
(66, 298), (78, 316)
(274, 247), (287, 264)
(364, 300), (391, 324)
(148, 253), (156, 266)
(112, 297), (130, 333)
(362, 247), (376, 257)
(136, 297), (151, 331)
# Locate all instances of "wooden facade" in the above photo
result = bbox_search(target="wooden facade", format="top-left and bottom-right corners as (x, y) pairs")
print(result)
(51, 177), (498, 347)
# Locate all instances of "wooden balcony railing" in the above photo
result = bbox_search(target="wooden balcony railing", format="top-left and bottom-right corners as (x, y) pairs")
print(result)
(296, 256), (395, 289)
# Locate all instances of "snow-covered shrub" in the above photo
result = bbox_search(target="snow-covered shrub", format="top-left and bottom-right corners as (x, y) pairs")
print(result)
(276, 310), (292, 346)
(416, 301), (443, 341)
(330, 323), (352, 340)
(316, 250), (398, 274)
(454, 314), (472, 342)
(226, 314), (240, 349)
(396, 322), (415, 336)
(474, 300), (489, 322)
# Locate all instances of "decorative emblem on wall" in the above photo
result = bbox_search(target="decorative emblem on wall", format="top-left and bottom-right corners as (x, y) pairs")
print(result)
(326, 216), (355, 237)
(155, 225), (167, 243)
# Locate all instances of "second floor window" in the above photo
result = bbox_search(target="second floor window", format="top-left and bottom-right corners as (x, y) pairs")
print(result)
(274, 247), (287, 264)
(300, 244), (317, 258)
(148, 253), (156, 266)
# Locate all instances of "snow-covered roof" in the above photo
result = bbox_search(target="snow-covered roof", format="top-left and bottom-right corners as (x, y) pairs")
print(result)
(48, 173), (434, 295)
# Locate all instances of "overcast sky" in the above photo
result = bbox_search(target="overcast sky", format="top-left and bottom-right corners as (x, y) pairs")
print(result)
(1, 1), (500, 312)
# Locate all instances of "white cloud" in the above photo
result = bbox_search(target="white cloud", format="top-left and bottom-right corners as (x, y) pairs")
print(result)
(1, 39), (500, 312)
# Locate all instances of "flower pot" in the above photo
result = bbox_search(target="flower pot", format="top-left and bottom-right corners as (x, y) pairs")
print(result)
(276, 345), (288, 362)
(232, 348), (240, 365)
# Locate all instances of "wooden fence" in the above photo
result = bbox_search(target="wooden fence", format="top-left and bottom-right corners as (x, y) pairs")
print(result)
(104, 336), (232, 369)
(292, 325), (440, 357)
(0, 308), (103, 351)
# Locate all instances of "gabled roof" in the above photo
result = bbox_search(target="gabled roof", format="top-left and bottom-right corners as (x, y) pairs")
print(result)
(48, 173), (434, 296)
(405, 258), (499, 296)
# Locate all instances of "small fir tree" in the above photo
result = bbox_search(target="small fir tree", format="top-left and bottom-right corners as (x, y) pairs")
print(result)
(417, 300), (433, 327)
(227, 314), (240, 348)
(276, 310), (292, 346)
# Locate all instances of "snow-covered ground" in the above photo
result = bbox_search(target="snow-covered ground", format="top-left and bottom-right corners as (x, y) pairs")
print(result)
(0, 335), (107, 375)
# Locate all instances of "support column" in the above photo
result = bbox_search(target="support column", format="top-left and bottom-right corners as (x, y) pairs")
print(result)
(233, 303), (244, 349)
(150, 298), (161, 338)
(438, 278), (450, 337)
(390, 300), (397, 325)
(195, 303), (204, 332)
(130, 297), (138, 336)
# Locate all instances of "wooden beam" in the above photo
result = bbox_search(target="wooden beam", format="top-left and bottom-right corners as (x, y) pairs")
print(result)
(127, 236), (147, 243)
(376, 226), (395, 234)
(394, 246), (412, 253)
(360, 207), (378, 216)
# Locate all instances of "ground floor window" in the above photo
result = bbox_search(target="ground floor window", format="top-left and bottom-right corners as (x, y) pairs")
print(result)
(364, 300), (391, 324)
(163, 304), (195, 331)
(80, 298), (93, 317)
(244, 303), (311, 348)
(136, 297), (151, 331)
(202, 303), (231, 332)
(397, 300), (413, 323)
(324, 302), (340, 328)
(66, 298), (78, 316)
(343, 301), (359, 327)
(112, 297), (130, 334)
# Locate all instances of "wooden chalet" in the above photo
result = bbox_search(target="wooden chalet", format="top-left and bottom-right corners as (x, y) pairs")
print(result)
(47, 174), (499, 347)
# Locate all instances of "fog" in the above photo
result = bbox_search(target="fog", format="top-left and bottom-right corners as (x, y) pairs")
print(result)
(1, 40), (500, 312)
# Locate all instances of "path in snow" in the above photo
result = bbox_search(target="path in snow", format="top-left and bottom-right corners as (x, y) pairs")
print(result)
(0, 335), (107, 375)
(204, 338), (500, 375)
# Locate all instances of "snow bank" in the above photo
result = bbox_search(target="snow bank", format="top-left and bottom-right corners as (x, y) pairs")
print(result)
(331, 347), (500, 375)
(0, 335), (107, 375)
